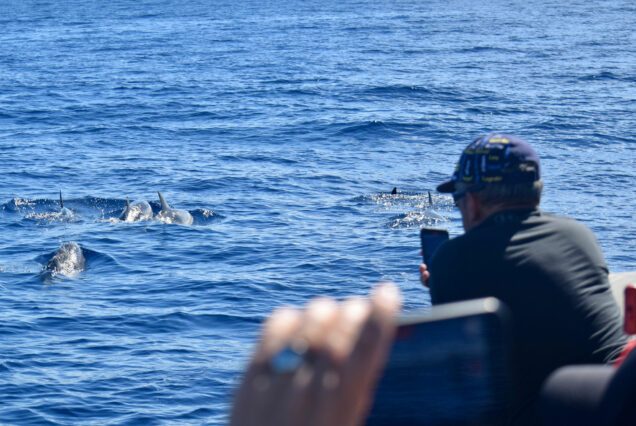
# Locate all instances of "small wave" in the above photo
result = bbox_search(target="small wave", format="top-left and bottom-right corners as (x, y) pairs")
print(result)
(85, 311), (261, 334)
(200, 209), (219, 219)
(191, 208), (223, 224)
(59, 125), (109, 134)
(190, 110), (223, 119)
(297, 173), (351, 186)
(387, 211), (448, 228)
(360, 85), (465, 102)
(363, 85), (433, 97)
(2, 197), (38, 212)
(82, 247), (121, 271)
(261, 78), (315, 85)
(24, 211), (80, 223)
(580, 71), (636, 83)
(464, 105), (530, 115)
(333, 120), (427, 137)
(216, 153), (299, 165)
(457, 45), (514, 53)
(529, 116), (590, 131)
(579, 71), (622, 81)
(283, 88), (322, 96)
(5, 195), (89, 213)
(358, 191), (451, 209)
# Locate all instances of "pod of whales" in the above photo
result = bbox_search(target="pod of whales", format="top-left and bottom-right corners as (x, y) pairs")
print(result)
(35, 191), (197, 279)
(119, 198), (153, 222)
(45, 241), (86, 277)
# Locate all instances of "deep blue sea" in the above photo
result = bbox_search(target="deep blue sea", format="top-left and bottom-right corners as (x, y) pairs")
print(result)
(1, 0), (634, 424)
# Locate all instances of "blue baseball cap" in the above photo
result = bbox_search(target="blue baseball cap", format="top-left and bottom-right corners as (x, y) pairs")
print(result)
(437, 133), (541, 193)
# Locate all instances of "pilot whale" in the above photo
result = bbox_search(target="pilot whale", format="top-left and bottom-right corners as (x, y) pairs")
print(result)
(45, 241), (86, 277)
(156, 192), (194, 225)
(119, 197), (153, 222)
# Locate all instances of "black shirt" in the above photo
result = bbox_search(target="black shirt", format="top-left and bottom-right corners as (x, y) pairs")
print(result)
(429, 208), (627, 424)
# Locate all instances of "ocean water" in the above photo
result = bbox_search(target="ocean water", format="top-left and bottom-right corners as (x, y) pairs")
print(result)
(1, 0), (634, 424)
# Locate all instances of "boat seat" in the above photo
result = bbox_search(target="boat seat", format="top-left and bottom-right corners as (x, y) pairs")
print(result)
(540, 341), (636, 425)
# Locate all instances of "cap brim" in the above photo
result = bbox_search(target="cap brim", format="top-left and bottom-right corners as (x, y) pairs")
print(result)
(436, 179), (456, 193)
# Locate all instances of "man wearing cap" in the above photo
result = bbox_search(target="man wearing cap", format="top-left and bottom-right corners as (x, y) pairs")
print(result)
(420, 133), (627, 425)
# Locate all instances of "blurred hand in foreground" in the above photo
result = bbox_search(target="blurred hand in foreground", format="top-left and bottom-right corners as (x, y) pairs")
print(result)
(230, 282), (402, 426)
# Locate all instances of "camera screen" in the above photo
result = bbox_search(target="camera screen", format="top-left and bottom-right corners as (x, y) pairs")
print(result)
(367, 306), (511, 425)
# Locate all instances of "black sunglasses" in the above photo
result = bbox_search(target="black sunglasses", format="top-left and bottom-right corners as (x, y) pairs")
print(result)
(452, 190), (468, 205)
(452, 183), (484, 206)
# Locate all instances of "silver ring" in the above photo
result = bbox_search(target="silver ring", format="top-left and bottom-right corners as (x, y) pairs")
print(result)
(270, 345), (304, 373)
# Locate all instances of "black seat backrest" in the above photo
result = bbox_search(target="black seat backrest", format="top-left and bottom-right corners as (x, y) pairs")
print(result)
(540, 343), (636, 426)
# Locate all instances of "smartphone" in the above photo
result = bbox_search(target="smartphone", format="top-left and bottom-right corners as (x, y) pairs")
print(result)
(420, 228), (449, 265)
(625, 284), (636, 335)
(367, 298), (512, 426)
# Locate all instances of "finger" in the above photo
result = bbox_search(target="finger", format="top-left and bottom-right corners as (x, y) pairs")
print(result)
(254, 307), (303, 363)
(304, 297), (373, 426)
(352, 282), (400, 384)
(301, 297), (340, 348)
(267, 298), (338, 389)
(232, 307), (304, 426)
(371, 281), (402, 317)
(269, 297), (339, 394)
(267, 298), (340, 425)
(323, 296), (371, 362)
(420, 264), (430, 287)
(334, 283), (400, 424)
(313, 284), (400, 426)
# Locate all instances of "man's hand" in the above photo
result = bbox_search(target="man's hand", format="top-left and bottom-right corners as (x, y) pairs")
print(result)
(230, 282), (402, 426)
(420, 263), (430, 288)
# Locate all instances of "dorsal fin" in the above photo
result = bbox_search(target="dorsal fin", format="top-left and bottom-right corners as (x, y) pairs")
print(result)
(59, 190), (64, 209)
(158, 192), (169, 211)
(119, 197), (131, 220)
(428, 191), (433, 207)
(391, 187), (397, 195)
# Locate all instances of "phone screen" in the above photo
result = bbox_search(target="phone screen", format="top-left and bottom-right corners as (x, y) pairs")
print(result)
(367, 298), (511, 426)
(420, 228), (449, 265)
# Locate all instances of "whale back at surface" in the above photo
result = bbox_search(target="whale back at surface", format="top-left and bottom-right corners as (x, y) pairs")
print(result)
(119, 198), (153, 222)
(46, 242), (86, 277)
(156, 192), (193, 225)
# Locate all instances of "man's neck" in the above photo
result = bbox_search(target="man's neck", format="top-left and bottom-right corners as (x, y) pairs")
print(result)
(473, 203), (537, 229)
